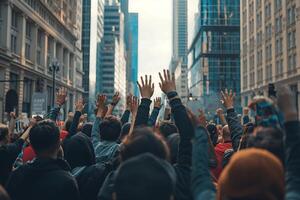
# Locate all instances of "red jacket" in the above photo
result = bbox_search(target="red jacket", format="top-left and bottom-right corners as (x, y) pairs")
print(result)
(211, 142), (232, 180)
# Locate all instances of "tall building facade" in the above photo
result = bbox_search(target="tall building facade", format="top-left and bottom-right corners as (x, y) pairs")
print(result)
(129, 13), (139, 96)
(241, 0), (300, 118)
(98, 0), (126, 115)
(188, 0), (240, 112)
(171, 0), (188, 103)
(82, 0), (104, 117)
(0, 0), (84, 122)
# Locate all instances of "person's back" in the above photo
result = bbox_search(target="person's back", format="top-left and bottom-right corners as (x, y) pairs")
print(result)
(5, 120), (79, 200)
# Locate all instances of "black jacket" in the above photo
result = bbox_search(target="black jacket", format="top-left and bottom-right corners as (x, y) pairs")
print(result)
(0, 139), (24, 185)
(6, 158), (80, 200)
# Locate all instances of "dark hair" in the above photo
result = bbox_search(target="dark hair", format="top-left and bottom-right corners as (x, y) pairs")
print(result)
(0, 125), (8, 142)
(247, 127), (284, 162)
(81, 122), (93, 137)
(29, 120), (60, 154)
(166, 133), (180, 164)
(206, 123), (218, 146)
(120, 127), (170, 162)
(99, 116), (122, 141)
(33, 115), (43, 122)
(159, 121), (178, 138)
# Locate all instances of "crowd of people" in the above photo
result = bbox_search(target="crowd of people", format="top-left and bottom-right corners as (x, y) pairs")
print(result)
(0, 69), (300, 200)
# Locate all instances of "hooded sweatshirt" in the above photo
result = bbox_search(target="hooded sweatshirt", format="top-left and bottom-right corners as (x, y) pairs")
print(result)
(211, 142), (232, 180)
(5, 158), (80, 200)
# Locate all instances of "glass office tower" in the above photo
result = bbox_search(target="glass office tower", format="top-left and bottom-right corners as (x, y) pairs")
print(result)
(188, 0), (240, 111)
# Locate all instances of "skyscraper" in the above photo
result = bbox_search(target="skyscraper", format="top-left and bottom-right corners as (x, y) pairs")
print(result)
(97, 0), (127, 115)
(171, 0), (188, 103)
(241, 0), (300, 118)
(188, 0), (240, 112)
(82, 0), (104, 117)
(129, 13), (139, 96)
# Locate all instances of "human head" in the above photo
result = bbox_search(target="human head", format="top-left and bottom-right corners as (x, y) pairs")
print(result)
(218, 148), (284, 200)
(120, 127), (170, 162)
(206, 123), (218, 146)
(63, 119), (72, 132)
(158, 121), (178, 138)
(81, 122), (93, 138)
(166, 133), (180, 164)
(222, 125), (231, 142)
(114, 153), (175, 200)
(247, 127), (284, 162)
(99, 116), (122, 141)
(0, 124), (9, 144)
(64, 133), (95, 169)
(29, 120), (60, 157)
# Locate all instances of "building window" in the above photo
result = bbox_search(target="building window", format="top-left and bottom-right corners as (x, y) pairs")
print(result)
(11, 10), (18, 29)
(275, 16), (282, 33)
(265, 3), (271, 20)
(275, 38), (283, 55)
(287, 6), (296, 25)
(266, 64), (272, 81)
(22, 78), (32, 115)
(287, 31), (296, 49)
(276, 59), (283, 76)
(10, 34), (17, 53)
(25, 43), (31, 59)
(274, 0), (282, 11)
(37, 30), (43, 65)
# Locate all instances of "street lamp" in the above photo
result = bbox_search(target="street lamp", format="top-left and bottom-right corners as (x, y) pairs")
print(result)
(49, 59), (60, 107)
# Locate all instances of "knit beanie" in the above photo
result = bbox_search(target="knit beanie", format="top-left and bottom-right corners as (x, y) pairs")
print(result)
(217, 148), (284, 200)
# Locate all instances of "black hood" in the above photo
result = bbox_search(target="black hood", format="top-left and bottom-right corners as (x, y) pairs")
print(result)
(24, 158), (71, 173)
(64, 132), (95, 169)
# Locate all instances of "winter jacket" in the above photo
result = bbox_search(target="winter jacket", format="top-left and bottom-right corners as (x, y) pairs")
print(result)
(6, 158), (80, 200)
(91, 117), (119, 163)
(147, 107), (160, 126)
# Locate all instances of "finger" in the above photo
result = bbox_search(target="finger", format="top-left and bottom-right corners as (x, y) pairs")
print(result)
(220, 91), (225, 100)
(137, 81), (142, 91)
(163, 69), (167, 81)
(225, 88), (228, 96)
(167, 70), (170, 81)
(145, 75), (148, 85)
(172, 73), (175, 82)
(229, 89), (233, 97)
(149, 75), (152, 86)
(159, 72), (164, 83)
(151, 83), (154, 90)
(141, 76), (145, 87)
(159, 83), (162, 89)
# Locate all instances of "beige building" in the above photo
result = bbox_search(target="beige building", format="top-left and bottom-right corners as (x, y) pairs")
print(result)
(241, 0), (300, 118)
(0, 0), (84, 121)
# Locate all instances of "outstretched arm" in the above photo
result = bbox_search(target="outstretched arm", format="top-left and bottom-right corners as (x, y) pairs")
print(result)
(68, 99), (85, 137)
(147, 97), (161, 127)
(120, 94), (132, 125)
(277, 86), (300, 199)
(135, 75), (154, 126)
(221, 89), (243, 152)
(48, 88), (67, 121)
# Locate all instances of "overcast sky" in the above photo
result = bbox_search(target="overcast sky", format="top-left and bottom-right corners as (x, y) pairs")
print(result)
(129, 0), (198, 97)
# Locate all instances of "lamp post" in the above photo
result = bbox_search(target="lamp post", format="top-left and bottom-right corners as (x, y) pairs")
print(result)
(49, 59), (60, 107)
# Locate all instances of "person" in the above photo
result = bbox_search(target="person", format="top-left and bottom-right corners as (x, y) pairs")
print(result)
(211, 125), (232, 180)
(191, 86), (300, 200)
(98, 71), (193, 200)
(157, 121), (178, 138)
(91, 93), (122, 163)
(113, 153), (176, 200)
(5, 120), (80, 200)
(0, 122), (29, 185)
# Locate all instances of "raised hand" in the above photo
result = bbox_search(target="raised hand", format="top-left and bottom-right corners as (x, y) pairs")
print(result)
(130, 96), (139, 117)
(198, 109), (207, 127)
(243, 107), (250, 116)
(216, 108), (224, 117)
(159, 69), (176, 94)
(154, 97), (162, 109)
(277, 85), (297, 121)
(75, 99), (85, 113)
(221, 89), (235, 110)
(137, 75), (154, 99)
(96, 94), (107, 118)
(56, 88), (67, 106)
(10, 112), (16, 119)
(111, 92), (121, 106)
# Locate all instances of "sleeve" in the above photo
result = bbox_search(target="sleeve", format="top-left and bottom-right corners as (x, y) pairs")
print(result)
(97, 171), (115, 200)
(68, 111), (82, 137)
(147, 107), (160, 127)
(120, 110), (130, 125)
(168, 91), (193, 167)
(6, 138), (25, 161)
(134, 98), (152, 126)
(91, 117), (102, 148)
(284, 121), (300, 200)
(226, 108), (243, 152)
(192, 126), (216, 200)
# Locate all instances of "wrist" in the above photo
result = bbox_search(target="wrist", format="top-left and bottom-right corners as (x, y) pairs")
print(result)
(166, 91), (177, 99)
(284, 112), (298, 122)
